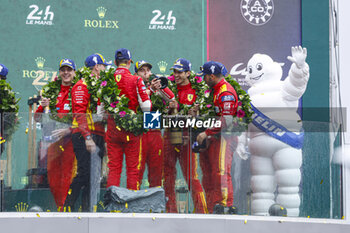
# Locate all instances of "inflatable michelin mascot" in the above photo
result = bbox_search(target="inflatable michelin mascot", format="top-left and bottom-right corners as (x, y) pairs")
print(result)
(238, 46), (309, 216)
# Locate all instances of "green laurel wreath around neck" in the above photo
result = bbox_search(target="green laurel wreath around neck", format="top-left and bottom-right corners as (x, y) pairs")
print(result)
(41, 75), (79, 123)
(0, 80), (20, 140)
(93, 67), (147, 136)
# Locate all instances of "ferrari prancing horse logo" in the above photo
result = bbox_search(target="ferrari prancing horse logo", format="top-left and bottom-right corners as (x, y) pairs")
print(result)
(115, 74), (121, 82)
(187, 94), (193, 102)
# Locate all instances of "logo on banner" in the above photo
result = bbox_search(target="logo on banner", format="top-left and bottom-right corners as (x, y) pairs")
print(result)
(26, 5), (54, 26)
(84, 6), (119, 29)
(157, 61), (168, 73)
(144, 111), (162, 129)
(149, 10), (176, 30)
(240, 0), (274, 26)
(22, 57), (57, 91)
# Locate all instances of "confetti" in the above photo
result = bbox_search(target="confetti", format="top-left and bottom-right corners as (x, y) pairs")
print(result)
(152, 217), (156, 221)
(77, 217), (81, 220)
(307, 216), (310, 218)
(244, 219), (247, 224)
(280, 207), (284, 210)
(342, 216), (345, 220)
(59, 145), (64, 151)
(320, 179), (323, 184)
(36, 213), (40, 217)
(116, 126), (121, 131)
(0, 139), (5, 144)
(68, 189), (72, 195)
(125, 203), (128, 209)
(127, 135), (129, 141)
(158, 149), (162, 156)
(25, 128), (29, 134)
(174, 147), (180, 152)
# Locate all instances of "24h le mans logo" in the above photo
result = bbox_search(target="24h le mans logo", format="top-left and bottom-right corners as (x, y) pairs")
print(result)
(240, 0), (274, 26)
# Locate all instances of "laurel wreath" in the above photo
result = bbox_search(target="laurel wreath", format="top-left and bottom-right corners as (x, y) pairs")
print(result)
(41, 75), (79, 123)
(0, 80), (20, 140)
(93, 67), (146, 136)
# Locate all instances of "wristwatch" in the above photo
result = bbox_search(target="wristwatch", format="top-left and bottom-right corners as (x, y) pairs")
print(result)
(86, 135), (92, 140)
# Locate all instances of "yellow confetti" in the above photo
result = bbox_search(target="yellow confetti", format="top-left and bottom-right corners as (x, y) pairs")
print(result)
(152, 217), (156, 221)
(342, 216), (345, 220)
(68, 189), (72, 195)
(78, 217), (81, 220)
(36, 213), (40, 217)
(127, 135), (129, 141)
(25, 128), (29, 134)
(307, 216), (310, 218)
(0, 139), (5, 144)
(280, 207), (284, 210)
(320, 179), (324, 184)
(244, 219), (247, 224)
(174, 147), (180, 152)
(125, 203), (128, 209)
(116, 126), (121, 131)
(158, 149), (162, 156)
(59, 145), (64, 151)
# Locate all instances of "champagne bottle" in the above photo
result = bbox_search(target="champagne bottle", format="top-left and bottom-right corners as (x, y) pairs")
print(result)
(169, 106), (183, 145)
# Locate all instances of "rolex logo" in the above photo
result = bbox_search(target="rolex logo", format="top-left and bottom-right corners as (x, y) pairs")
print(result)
(35, 57), (46, 69)
(15, 202), (29, 212)
(97, 6), (107, 19)
(157, 61), (168, 73)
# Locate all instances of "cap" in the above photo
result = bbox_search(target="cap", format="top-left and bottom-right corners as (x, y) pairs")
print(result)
(0, 64), (9, 78)
(85, 53), (109, 68)
(197, 61), (226, 76)
(115, 48), (133, 63)
(59, 59), (76, 70)
(134, 60), (152, 73)
(170, 58), (191, 72)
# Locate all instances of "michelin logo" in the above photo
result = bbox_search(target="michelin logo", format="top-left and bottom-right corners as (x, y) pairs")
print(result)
(143, 111), (162, 129)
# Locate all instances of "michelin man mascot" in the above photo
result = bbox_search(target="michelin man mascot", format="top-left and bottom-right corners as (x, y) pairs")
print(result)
(242, 46), (309, 216)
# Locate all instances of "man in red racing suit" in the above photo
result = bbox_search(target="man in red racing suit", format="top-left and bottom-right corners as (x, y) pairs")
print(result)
(64, 54), (107, 212)
(164, 58), (208, 214)
(106, 48), (151, 190)
(197, 61), (239, 214)
(34, 59), (76, 210)
(134, 60), (175, 188)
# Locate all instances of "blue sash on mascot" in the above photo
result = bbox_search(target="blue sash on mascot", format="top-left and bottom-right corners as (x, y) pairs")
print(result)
(250, 104), (304, 149)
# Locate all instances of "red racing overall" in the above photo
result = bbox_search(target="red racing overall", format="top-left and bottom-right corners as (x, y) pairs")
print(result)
(164, 83), (208, 213)
(200, 79), (238, 213)
(106, 67), (150, 190)
(35, 84), (75, 209)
